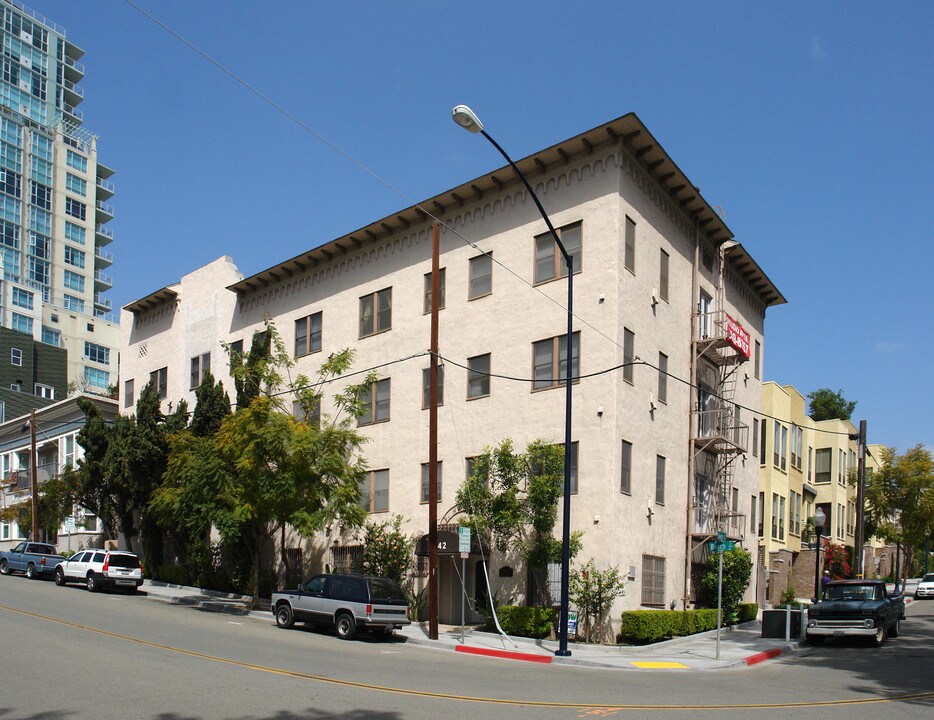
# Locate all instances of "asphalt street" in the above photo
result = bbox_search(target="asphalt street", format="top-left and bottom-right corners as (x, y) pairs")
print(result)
(1, 575), (932, 720)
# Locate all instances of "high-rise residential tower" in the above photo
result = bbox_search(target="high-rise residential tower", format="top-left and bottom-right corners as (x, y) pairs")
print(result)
(0, 0), (117, 406)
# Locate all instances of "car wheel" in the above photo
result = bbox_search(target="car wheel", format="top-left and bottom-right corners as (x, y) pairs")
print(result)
(54, 568), (66, 586)
(275, 604), (294, 629)
(25, 563), (36, 580)
(0, 560), (9, 575)
(806, 634), (825, 646)
(889, 619), (900, 638)
(871, 624), (886, 648)
(86, 573), (100, 593)
(126, 586), (138, 595)
(335, 612), (357, 640)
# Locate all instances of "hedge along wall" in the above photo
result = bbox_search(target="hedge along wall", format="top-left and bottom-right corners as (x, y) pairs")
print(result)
(618, 609), (720, 643)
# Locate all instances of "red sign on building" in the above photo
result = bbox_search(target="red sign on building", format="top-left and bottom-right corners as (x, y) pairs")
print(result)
(725, 314), (751, 359)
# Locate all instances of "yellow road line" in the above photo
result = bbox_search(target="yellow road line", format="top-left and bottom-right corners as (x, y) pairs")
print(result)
(1, 603), (931, 712)
(631, 661), (689, 669)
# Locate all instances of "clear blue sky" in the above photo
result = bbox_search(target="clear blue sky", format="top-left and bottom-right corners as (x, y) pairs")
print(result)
(28, 0), (932, 451)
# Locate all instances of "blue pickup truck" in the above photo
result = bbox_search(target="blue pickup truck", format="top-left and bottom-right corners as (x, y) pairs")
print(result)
(0, 542), (65, 579)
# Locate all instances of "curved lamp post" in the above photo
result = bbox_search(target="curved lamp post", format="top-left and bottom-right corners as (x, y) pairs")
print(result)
(813, 507), (826, 601)
(452, 105), (575, 657)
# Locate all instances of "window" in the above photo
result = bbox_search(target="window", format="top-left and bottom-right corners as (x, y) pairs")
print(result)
(229, 339), (244, 358)
(543, 442), (580, 494)
(465, 456), (479, 483)
(34, 383), (53, 399)
(839, 449), (845, 485)
(360, 469), (389, 513)
(11, 312), (32, 335)
(292, 398), (321, 427)
(623, 328), (635, 384)
(10, 382), (21, 392)
(752, 418), (759, 458)
(773, 423), (787, 471)
(534, 222), (582, 284)
(84, 366), (109, 389)
(468, 253), (492, 299)
(808, 446), (813, 483)
(790, 424), (798, 468)
(781, 425), (787, 471)
(66, 149), (88, 173)
(771, 494), (779, 539)
(10, 348), (22, 366)
(624, 216), (636, 274)
(657, 352), (667, 404)
(65, 172), (86, 196)
(760, 419), (767, 461)
(837, 503), (845, 540)
(359, 288), (392, 338)
(815, 448), (831, 483)
(620, 440), (632, 494)
(750, 495), (757, 534)
(64, 246), (85, 268)
(124, 379), (134, 408)
(758, 492), (764, 537)
(655, 455), (665, 505)
(754, 341), (761, 380)
(423, 268), (445, 313)
(467, 353), (490, 399)
(0, 167), (20, 197)
(151, 367), (168, 399)
(64, 197), (86, 220)
(84, 342), (110, 365)
(64, 221), (85, 245)
(359, 378), (391, 426)
(420, 462), (442, 503)
(294, 312), (322, 357)
(532, 332), (580, 390)
(641, 555), (664, 606)
(63, 269), (85, 293)
(30, 181), (50, 210)
(659, 249), (669, 301)
(421, 366), (444, 409)
(11, 287), (32, 309)
(63, 294), (84, 313)
(41, 327), (60, 347)
(190, 352), (211, 389)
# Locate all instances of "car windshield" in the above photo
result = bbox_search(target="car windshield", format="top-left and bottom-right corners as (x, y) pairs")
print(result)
(922, 574), (934, 583)
(368, 577), (405, 602)
(825, 584), (877, 601)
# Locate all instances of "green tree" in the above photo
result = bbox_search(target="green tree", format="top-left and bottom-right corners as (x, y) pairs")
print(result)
(807, 388), (857, 421)
(230, 327), (273, 410)
(696, 547), (753, 620)
(864, 445), (934, 575)
(455, 439), (582, 603)
(360, 515), (414, 586)
(190, 370), (231, 437)
(0, 474), (74, 542)
(568, 559), (626, 643)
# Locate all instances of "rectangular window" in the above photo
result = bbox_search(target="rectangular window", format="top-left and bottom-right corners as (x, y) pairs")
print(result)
(359, 378), (391, 426)
(839, 449), (845, 485)
(467, 353), (490, 399)
(63, 269), (85, 292)
(623, 328), (635, 384)
(11, 312), (32, 335)
(359, 287), (392, 338)
(124, 379), (134, 408)
(655, 455), (665, 505)
(34, 383), (53, 399)
(771, 493), (779, 539)
(66, 149), (88, 173)
(63, 294), (84, 313)
(837, 503), (845, 540)
(620, 440), (632, 494)
(41, 327), (61, 347)
(754, 341), (761, 380)
(84, 341), (110, 365)
(151, 367), (168, 399)
(64, 245), (85, 268)
(534, 221), (582, 284)
(11, 347), (22, 366)
(64, 196), (86, 220)
(752, 418), (759, 458)
(808, 446), (813, 483)
(190, 352), (211, 389)
(423, 268), (446, 313)
(758, 492), (764, 537)
(30, 181), (50, 210)
(760, 419), (767, 462)
(465, 456), (479, 483)
(750, 495), (757, 533)
(360, 469), (389, 513)
(624, 216), (636, 274)
(790, 424), (798, 468)
(657, 352), (667, 404)
(0, 167), (21, 197)
(532, 332), (580, 391)
(468, 253), (492, 299)
(420, 462), (442, 504)
(779, 496), (786, 540)
(421, 366), (444, 409)
(294, 312), (322, 357)
(11, 287), (33, 309)
(815, 448), (831, 483)
(641, 555), (664, 606)
(64, 221), (85, 245)
(84, 366), (109, 389)
(659, 249), (669, 301)
(65, 172), (86, 196)
(780, 425), (788, 471)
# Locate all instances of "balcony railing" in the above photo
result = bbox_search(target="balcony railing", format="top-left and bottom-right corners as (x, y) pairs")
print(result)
(94, 246), (113, 264)
(94, 270), (112, 288)
(7, 463), (60, 491)
(694, 310), (751, 365)
(692, 408), (749, 453)
(95, 200), (114, 217)
(94, 293), (112, 311)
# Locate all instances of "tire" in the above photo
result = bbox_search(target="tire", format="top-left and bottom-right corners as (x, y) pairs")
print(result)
(889, 619), (900, 638)
(335, 612), (356, 640)
(275, 604), (294, 629)
(86, 572), (100, 593)
(54, 568), (66, 586)
(25, 563), (36, 580)
(0, 560), (9, 575)
(871, 624), (886, 648)
(126, 586), (138, 595)
(807, 634), (825, 646)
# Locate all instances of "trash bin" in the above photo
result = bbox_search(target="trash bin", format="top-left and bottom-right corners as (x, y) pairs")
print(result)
(761, 608), (802, 638)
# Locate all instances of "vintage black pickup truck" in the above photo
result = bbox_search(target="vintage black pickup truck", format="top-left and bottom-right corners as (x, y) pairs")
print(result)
(807, 579), (906, 647)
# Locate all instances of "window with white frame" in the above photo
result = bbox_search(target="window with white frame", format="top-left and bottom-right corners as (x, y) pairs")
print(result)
(11, 312), (32, 334)
(34, 383), (53, 399)
(11, 287), (32, 309)
(64, 245), (85, 268)
(84, 366), (109, 389)
(84, 341), (110, 365)
(11, 347), (22, 366)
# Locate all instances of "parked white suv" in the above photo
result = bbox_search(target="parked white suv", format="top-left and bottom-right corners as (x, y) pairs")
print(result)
(55, 549), (143, 593)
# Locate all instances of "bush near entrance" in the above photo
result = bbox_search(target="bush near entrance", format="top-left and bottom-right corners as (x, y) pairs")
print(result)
(619, 609), (720, 643)
(487, 605), (557, 639)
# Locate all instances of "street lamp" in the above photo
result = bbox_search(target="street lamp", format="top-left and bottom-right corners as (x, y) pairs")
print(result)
(813, 507), (826, 601)
(452, 104), (575, 657)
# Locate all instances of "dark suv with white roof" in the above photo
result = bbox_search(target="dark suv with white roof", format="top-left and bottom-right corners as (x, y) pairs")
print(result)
(55, 549), (143, 593)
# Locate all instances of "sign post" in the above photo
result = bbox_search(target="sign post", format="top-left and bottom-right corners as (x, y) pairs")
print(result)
(706, 534), (734, 661)
(458, 528), (471, 642)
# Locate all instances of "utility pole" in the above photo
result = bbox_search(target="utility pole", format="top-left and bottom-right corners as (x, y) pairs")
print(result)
(30, 409), (39, 541)
(427, 223), (440, 640)
(853, 420), (867, 578)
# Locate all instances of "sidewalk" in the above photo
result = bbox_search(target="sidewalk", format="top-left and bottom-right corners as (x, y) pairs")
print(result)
(140, 580), (809, 670)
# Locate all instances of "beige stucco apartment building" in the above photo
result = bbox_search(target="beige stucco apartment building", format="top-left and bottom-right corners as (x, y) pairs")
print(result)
(120, 113), (784, 626)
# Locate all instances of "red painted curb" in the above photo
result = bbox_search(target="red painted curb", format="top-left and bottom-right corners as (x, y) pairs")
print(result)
(745, 648), (782, 666)
(454, 645), (553, 664)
